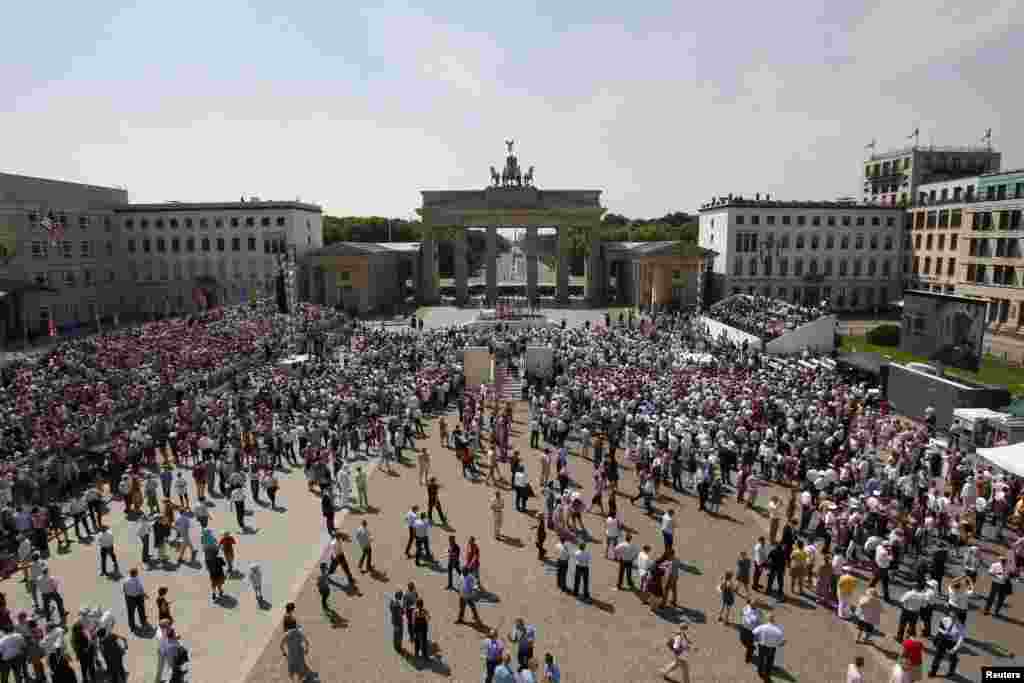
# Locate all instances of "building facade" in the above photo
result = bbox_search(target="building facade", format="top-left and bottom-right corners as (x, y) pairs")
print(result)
(0, 171), (323, 341)
(863, 146), (999, 207)
(903, 177), (977, 295)
(698, 197), (905, 311)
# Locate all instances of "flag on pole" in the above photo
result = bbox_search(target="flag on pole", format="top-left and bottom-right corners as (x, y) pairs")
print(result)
(907, 127), (919, 140)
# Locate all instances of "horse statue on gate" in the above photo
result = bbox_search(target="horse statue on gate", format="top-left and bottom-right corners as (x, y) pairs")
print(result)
(502, 158), (522, 187)
(523, 166), (534, 187)
(490, 166), (501, 187)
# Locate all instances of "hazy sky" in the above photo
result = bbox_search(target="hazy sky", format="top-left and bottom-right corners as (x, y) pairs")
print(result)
(3, 1), (1022, 219)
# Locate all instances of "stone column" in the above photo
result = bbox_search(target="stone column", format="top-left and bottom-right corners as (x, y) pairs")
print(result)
(420, 226), (438, 304)
(525, 225), (538, 308)
(587, 226), (604, 306)
(454, 228), (468, 306)
(486, 224), (498, 306)
(556, 226), (570, 304)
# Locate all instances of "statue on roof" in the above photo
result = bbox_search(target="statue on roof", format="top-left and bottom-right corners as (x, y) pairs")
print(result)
(505, 139), (515, 157)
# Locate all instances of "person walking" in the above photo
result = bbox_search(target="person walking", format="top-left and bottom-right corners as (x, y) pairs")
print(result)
(854, 587), (882, 644)
(717, 571), (737, 623)
(483, 629), (504, 683)
(122, 568), (149, 633)
(97, 526), (120, 577)
(98, 627), (128, 683)
(510, 618), (536, 671)
(895, 583), (927, 641)
(928, 614), (965, 678)
(615, 534), (639, 591)
(555, 539), (572, 593)
(661, 624), (693, 683)
(232, 485), (247, 529)
(354, 520), (374, 573)
(174, 512), (196, 565)
(491, 491), (505, 540)
(418, 448), (431, 486)
(983, 554), (1010, 616)
(137, 515), (154, 565)
(753, 614), (784, 682)
(412, 599), (431, 660)
(207, 548), (227, 601)
(352, 466), (368, 511)
(219, 531), (237, 574)
(455, 570), (481, 625)
(535, 520), (547, 562)
(414, 512), (433, 566)
(388, 590), (405, 654)
(740, 600), (761, 664)
(328, 533), (356, 586)
(37, 567), (67, 624)
(280, 620), (310, 683)
(426, 477), (448, 527)
(514, 468), (530, 513)
(404, 506), (420, 558)
(660, 509), (676, 551)
(316, 563), (332, 612)
(572, 544), (592, 601)
(446, 536), (461, 591)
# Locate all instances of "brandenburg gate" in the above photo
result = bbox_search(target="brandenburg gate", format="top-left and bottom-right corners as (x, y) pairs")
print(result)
(416, 140), (607, 306)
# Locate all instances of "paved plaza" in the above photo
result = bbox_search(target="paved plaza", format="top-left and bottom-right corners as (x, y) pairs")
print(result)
(237, 401), (1022, 683)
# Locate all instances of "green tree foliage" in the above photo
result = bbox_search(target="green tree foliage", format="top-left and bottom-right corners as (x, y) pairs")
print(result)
(322, 216), (422, 244)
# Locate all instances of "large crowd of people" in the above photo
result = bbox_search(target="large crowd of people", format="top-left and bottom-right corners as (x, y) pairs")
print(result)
(0, 298), (1020, 683)
(705, 294), (826, 341)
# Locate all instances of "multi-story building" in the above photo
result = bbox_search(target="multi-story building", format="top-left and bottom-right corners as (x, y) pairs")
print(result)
(115, 201), (323, 316)
(863, 145), (999, 207)
(698, 196), (905, 311)
(954, 169), (1024, 358)
(0, 171), (323, 343)
(904, 177), (977, 295)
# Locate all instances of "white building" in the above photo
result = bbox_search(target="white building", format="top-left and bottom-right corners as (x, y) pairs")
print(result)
(863, 145), (999, 207)
(698, 195), (905, 311)
(0, 171), (323, 343)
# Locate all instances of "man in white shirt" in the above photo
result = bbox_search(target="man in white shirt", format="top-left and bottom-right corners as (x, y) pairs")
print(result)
(740, 601), (761, 663)
(660, 509), (676, 551)
(870, 542), (892, 602)
(137, 515), (153, 565)
(174, 513), (196, 565)
(513, 469), (530, 513)
(896, 585), (927, 640)
(354, 520), (373, 573)
(984, 555), (1009, 616)
(572, 544), (592, 601)
(38, 567), (67, 622)
(555, 540), (573, 593)
(413, 512), (432, 566)
(231, 485), (246, 528)
(123, 567), (149, 632)
(752, 537), (767, 591)
(97, 526), (120, 577)
(614, 533), (640, 591)
(752, 614), (784, 681)
(404, 506), (419, 558)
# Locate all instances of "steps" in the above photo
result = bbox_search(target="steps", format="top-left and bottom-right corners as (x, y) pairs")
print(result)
(494, 362), (522, 402)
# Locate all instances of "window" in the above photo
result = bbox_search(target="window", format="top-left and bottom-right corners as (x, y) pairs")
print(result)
(781, 216), (791, 225)
(867, 259), (876, 276)
(795, 235), (805, 249)
(797, 216), (806, 226)
(950, 234), (958, 250)
(186, 237), (195, 252)
(853, 259), (862, 277)
(736, 215), (745, 225)
(842, 216), (851, 227)
(105, 241), (113, 256)
(778, 258), (788, 276)
(886, 216), (896, 227)
(232, 237), (241, 252)
(812, 216), (821, 226)
(923, 256), (931, 273)
(766, 215), (775, 225)
(841, 235), (850, 250)
(245, 217), (255, 227)
(839, 260), (848, 276)
(884, 235), (893, 250)
(201, 237), (211, 252)
(749, 258), (758, 276)
(248, 237), (257, 251)
(914, 212), (925, 229)
(169, 218), (179, 229)
(914, 234), (922, 249)
(935, 257), (943, 275)
(63, 270), (75, 286)
(173, 262), (183, 280)
(185, 218), (193, 228)
(230, 217), (239, 228)
(171, 237), (180, 253)
(936, 234), (945, 251)
(60, 241), (72, 258)
(869, 235), (878, 250)
(855, 234), (865, 250)
(809, 259), (818, 275)
(751, 215), (760, 226)
(794, 259), (803, 276)
(140, 218), (149, 229)
(926, 234), (933, 250)
(939, 210), (949, 228)
(826, 216), (835, 227)
(856, 216), (865, 226)
(276, 216), (286, 227)
(824, 259), (833, 276)
(159, 261), (169, 281)
(733, 258), (742, 276)
(826, 235), (835, 250)
(216, 218), (225, 228)
(155, 218), (164, 229)
(882, 260), (890, 277)
(80, 240), (91, 257)
(810, 235), (819, 250)
(216, 237), (225, 252)
(83, 269), (93, 286)
(31, 241), (48, 258)
(124, 219), (135, 229)
(780, 234), (790, 249)
(127, 239), (136, 253)
(156, 238), (166, 253)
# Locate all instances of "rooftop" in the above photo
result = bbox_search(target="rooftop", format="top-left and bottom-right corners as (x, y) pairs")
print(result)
(699, 197), (903, 212)
(116, 200), (322, 213)
(868, 145), (998, 161)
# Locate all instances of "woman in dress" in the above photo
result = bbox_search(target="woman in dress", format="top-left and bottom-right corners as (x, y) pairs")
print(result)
(490, 490), (504, 540)
(280, 621), (310, 682)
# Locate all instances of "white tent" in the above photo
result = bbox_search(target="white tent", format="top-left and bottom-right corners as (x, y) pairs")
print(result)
(975, 442), (1024, 478)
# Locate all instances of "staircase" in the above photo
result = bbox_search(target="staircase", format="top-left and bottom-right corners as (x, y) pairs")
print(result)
(493, 362), (523, 402)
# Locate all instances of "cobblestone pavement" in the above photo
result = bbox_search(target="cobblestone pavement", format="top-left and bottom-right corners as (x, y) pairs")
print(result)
(241, 400), (1022, 683)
